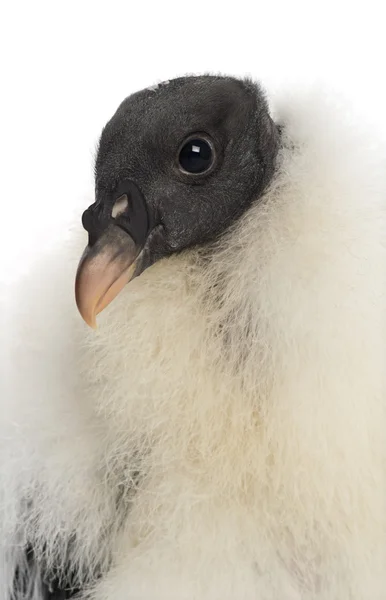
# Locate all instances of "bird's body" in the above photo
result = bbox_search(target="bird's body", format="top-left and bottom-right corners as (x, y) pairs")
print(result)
(2, 78), (386, 599)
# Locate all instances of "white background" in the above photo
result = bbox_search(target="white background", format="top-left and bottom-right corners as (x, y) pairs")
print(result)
(1, 0), (385, 285)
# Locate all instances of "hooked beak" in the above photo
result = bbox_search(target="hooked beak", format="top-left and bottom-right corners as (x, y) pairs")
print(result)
(75, 225), (141, 329)
(75, 180), (151, 328)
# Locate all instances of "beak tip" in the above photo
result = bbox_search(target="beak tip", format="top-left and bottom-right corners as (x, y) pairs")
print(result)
(82, 310), (98, 330)
(75, 295), (97, 330)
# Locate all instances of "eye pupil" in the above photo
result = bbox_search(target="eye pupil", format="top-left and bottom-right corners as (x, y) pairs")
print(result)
(179, 138), (213, 174)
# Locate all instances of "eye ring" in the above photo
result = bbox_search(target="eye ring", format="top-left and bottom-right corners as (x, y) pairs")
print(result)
(176, 133), (216, 176)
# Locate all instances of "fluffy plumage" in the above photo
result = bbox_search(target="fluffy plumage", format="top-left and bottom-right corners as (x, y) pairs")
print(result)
(2, 81), (386, 599)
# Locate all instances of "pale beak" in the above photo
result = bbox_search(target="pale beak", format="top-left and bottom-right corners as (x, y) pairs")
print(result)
(75, 225), (140, 328)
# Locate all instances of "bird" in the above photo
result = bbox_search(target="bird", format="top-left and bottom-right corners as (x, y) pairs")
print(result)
(2, 74), (386, 600)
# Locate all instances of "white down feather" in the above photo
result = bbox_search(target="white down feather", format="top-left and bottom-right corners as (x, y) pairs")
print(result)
(2, 86), (386, 600)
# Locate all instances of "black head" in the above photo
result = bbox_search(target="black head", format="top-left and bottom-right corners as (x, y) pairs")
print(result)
(75, 75), (280, 327)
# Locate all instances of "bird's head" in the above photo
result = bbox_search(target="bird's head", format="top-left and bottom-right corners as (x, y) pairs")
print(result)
(75, 75), (280, 327)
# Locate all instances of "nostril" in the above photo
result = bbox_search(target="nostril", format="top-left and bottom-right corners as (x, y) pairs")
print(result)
(112, 194), (129, 219)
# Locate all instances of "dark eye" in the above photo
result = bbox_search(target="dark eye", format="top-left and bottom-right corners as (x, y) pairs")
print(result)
(178, 137), (214, 174)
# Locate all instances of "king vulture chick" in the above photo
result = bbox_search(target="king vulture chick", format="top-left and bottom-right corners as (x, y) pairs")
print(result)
(2, 75), (386, 600)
